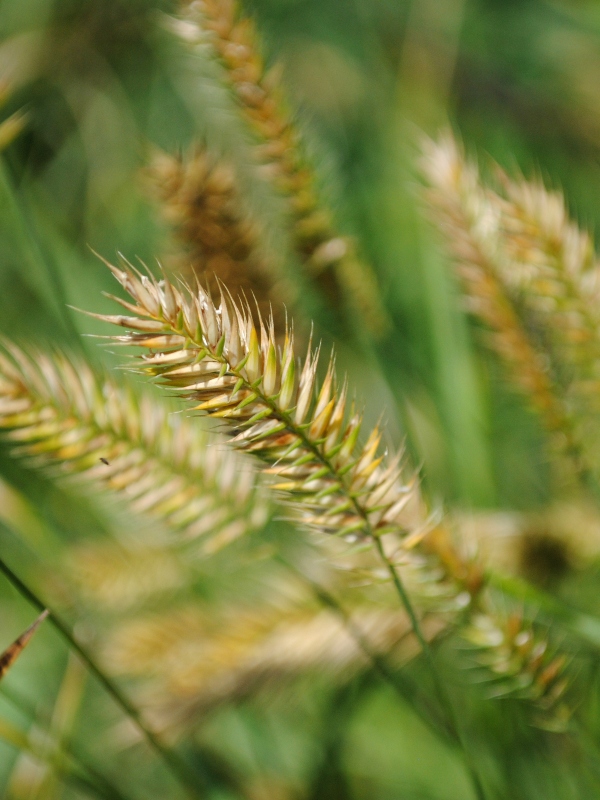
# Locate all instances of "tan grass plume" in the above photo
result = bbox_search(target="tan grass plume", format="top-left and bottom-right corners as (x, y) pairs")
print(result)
(421, 134), (594, 486)
(0, 344), (269, 552)
(171, 0), (389, 337)
(88, 256), (571, 722)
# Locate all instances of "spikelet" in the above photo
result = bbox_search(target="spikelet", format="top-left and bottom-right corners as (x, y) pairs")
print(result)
(463, 606), (570, 730)
(173, 0), (389, 337)
(148, 146), (288, 328)
(488, 169), (600, 465)
(421, 135), (589, 478)
(0, 344), (269, 551)
(90, 257), (574, 724)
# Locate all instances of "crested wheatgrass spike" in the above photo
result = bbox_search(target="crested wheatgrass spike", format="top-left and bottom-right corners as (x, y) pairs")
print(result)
(148, 146), (289, 328)
(173, 0), (389, 337)
(488, 168), (600, 467)
(0, 344), (269, 551)
(421, 134), (592, 481)
(493, 170), (600, 379)
(90, 257), (423, 549)
(91, 256), (571, 725)
(463, 608), (570, 730)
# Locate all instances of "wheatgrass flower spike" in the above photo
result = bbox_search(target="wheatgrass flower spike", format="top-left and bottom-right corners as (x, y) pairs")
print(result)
(91, 259), (574, 724)
(488, 168), (600, 468)
(172, 0), (389, 337)
(421, 134), (591, 477)
(0, 344), (268, 552)
(91, 257), (422, 550)
(148, 147), (288, 329)
(104, 601), (443, 729)
(463, 608), (570, 730)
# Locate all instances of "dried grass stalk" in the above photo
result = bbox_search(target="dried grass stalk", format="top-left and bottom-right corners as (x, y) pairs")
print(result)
(0, 344), (269, 552)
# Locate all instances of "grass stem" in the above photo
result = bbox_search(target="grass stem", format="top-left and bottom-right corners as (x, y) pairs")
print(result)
(0, 555), (206, 800)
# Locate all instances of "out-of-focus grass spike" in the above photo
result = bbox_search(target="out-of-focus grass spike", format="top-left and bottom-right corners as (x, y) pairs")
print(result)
(0, 343), (270, 552)
(463, 606), (571, 731)
(147, 146), (290, 331)
(103, 598), (444, 731)
(90, 256), (573, 734)
(421, 134), (596, 488)
(0, 610), (48, 680)
(489, 165), (600, 485)
(493, 169), (600, 380)
(171, 0), (390, 338)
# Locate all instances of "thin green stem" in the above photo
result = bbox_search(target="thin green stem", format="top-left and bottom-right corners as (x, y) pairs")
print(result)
(276, 553), (455, 741)
(0, 556), (205, 800)
(140, 314), (489, 797)
(370, 536), (486, 800)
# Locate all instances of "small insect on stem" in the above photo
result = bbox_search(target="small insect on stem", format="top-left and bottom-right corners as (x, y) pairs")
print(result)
(99, 458), (110, 466)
